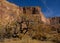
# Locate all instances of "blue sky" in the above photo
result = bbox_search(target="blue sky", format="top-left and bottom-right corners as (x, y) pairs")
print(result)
(7, 0), (60, 18)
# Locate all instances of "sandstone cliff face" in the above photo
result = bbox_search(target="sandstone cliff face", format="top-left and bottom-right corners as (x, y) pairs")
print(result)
(0, 0), (60, 42)
(0, 0), (19, 26)
(49, 17), (60, 25)
(19, 6), (48, 24)
(1, 0), (59, 26)
(0, 0), (48, 27)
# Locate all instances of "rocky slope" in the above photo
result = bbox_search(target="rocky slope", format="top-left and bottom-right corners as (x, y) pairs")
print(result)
(0, 0), (60, 43)
(0, 0), (60, 26)
(0, 0), (50, 27)
(0, 0), (19, 27)
(49, 17), (60, 25)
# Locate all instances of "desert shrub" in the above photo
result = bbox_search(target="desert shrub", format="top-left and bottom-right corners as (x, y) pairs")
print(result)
(0, 26), (5, 42)
(57, 28), (60, 33)
(2, 21), (20, 38)
(56, 40), (60, 43)
(32, 34), (47, 41)
(27, 23), (48, 41)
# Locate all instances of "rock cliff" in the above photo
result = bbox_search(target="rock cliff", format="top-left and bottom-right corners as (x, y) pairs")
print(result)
(0, 0), (49, 27)
(0, 0), (19, 26)
(0, 0), (60, 42)
(0, 0), (60, 26)
(49, 17), (60, 25)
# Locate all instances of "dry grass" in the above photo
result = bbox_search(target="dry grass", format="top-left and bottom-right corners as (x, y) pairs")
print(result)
(0, 35), (55, 43)
(0, 38), (54, 43)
